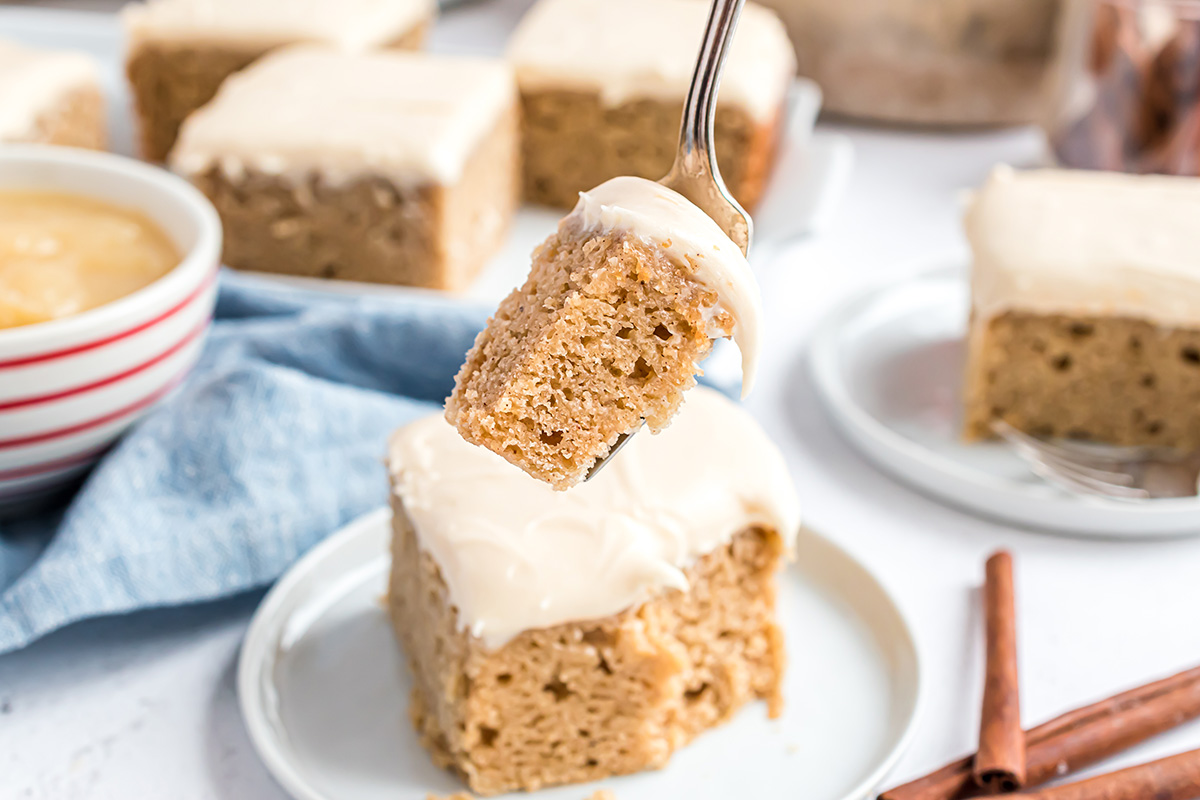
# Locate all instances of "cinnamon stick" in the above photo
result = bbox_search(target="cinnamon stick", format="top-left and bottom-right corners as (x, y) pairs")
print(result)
(1015, 748), (1200, 800)
(878, 663), (1200, 800)
(1026, 676), (1200, 782)
(974, 551), (1025, 793)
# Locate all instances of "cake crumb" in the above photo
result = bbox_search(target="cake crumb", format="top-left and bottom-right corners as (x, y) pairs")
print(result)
(586, 791), (616, 800)
(445, 179), (745, 490)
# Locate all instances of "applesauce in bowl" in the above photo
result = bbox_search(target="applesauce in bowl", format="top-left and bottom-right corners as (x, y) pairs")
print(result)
(0, 145), (221, 517)
(0, 191), (180, 329)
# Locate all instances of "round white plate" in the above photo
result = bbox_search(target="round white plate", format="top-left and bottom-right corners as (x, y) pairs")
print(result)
(809, 264), (1200, 538)
(239, 508), (922, 800)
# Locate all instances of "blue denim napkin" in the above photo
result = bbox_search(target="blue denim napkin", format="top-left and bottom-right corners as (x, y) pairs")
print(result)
(0, 272), (490, 654)
(0, 271), (740, 656)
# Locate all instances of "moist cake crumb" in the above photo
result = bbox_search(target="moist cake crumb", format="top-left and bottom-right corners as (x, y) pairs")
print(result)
(446, 176), (762, 489)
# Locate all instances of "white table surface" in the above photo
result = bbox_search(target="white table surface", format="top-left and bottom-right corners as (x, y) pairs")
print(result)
(5, 2), (1200, 799)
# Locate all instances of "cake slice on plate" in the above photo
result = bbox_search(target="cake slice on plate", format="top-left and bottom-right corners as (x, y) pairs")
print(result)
(507, 0), (795, 210)
(963, 167), (1200, 448)
(388, 387), (800, 796)
(445, 175), (761, 490)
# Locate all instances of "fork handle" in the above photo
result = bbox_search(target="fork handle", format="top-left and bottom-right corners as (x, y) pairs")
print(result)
(676, 0), (748, 181)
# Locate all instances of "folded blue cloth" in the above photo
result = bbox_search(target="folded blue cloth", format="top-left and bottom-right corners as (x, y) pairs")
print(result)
(0, 272), (492, 655)
(0, 272), (740, 655)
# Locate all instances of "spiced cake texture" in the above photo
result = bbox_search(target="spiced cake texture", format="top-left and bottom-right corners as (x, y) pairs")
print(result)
(962, 168), (1200, 447)
(392, 522), (784, 796)
(507, 0), (795, 210)
(123, 0), (434, 161)
(0, 40), (105, 149)
(445, 176), (762, 490)
(387, 389), (800, 795)
(170, 47), (518, 290)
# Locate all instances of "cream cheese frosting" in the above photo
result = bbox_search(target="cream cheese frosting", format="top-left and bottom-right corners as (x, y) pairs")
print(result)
(0, 40), (99, 142)
(170, 47), (515, 186)
(122, 0), (434, 50)
(389, 387), (800, 649)
(507, 0), (796, 122)
(967, 167), (1200, 328)
(562, 176), (763, 396)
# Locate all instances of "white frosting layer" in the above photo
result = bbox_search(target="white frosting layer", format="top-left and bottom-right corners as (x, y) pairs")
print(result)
(564, 176), (762, 395)
(0, 40), (99, 141)
(967, 167), (1200, 327)
(123, 0), (434, 50)
(170, 47), (515, 185)
(390, 387), (800, 649)
(507, 0), (796, 121)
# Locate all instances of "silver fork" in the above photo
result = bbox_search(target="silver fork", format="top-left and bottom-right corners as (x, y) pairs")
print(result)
(584, 0), (752, 482)
(992, 420), (1200, 500)
(658, 0), (753, 257)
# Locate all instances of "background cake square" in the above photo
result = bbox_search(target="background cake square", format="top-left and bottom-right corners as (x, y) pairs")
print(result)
(123, 0), (435, 161)
(388, 388), (800, 796)
(963, 168), (1200, 449)
(445, 176), (761, 490)
(170, 46), (519, 290)
(507, 0), (795, 210)
(0, 39), (105, 149)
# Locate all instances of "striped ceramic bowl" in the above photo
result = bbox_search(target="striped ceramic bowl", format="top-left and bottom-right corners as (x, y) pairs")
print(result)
(0, 145), (221, 517)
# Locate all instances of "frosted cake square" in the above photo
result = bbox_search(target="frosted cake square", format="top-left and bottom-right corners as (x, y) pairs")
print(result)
(123, 0), (435, 161)
(445, 176), (761, 489)
(388, 387), (800, 796)
(0, 40), (104, 149)
(963, 167), (1200, 448)
(170, 47), (519, 290)
(507, 0), (795, 210)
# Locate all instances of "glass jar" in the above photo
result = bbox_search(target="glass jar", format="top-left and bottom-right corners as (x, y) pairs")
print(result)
(755, 0), (1062, 127)
(1046, 0), (1200, 175)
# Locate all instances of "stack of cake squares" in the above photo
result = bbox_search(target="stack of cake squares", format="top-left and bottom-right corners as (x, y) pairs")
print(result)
(111, 0), (795, 292)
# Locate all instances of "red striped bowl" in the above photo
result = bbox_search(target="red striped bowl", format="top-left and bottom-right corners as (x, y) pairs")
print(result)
(0, 146), (221, 517)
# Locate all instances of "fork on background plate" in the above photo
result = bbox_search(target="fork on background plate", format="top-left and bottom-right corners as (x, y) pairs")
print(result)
(992, 420), (1200, 500)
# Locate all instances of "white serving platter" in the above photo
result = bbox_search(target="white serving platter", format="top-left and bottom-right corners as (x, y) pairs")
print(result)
(238, 507), (922, 800)
(809, 263), (1200, 538)
(0, 6), (854, 310)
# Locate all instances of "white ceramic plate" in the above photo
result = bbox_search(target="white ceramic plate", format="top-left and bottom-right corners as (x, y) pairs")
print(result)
(809, 264), (1200, 538)
(238, 508), (922, 800)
